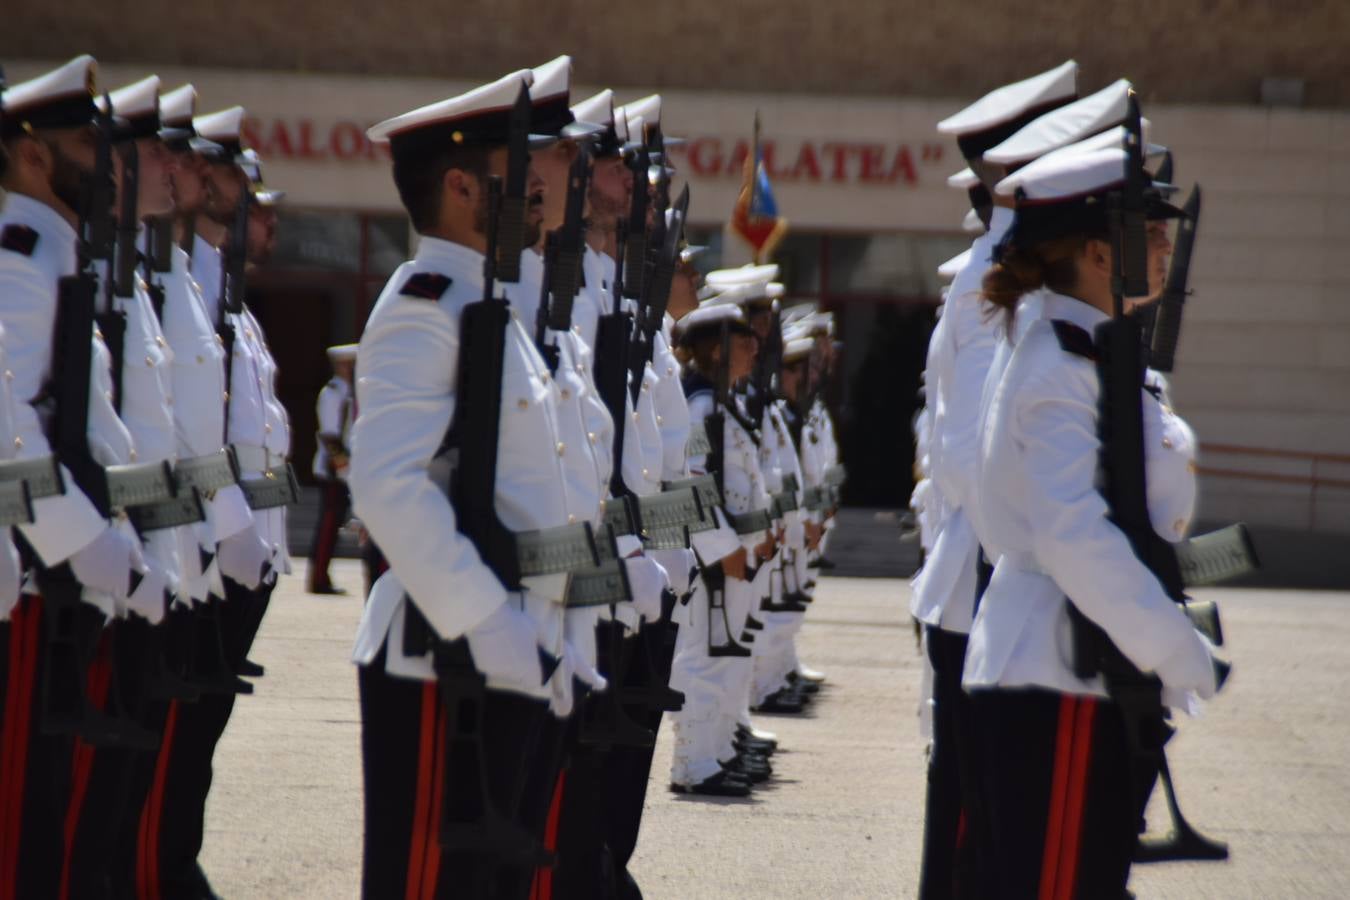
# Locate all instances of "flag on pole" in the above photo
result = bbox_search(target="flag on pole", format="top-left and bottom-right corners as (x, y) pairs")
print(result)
(731, 112), (789, 264)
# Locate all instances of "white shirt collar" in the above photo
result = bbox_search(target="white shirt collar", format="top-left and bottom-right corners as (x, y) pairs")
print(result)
(1039, 289), (1109, 333)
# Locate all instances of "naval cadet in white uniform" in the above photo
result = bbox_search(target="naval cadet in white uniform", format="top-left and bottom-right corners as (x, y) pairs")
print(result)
(913, 59), (1080, 900)
(965, 138), (1219, 900)
(350, 70), (609, 899)
(0, 55), (149, 898)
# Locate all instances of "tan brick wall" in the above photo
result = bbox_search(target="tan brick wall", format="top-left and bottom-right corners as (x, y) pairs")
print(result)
(5, 0), (1350, 108)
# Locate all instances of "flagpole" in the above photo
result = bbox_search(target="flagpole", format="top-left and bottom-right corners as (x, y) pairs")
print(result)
(751, 110), (760, 263)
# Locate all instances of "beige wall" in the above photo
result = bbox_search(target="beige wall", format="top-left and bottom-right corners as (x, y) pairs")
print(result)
(5, 1), (1349, 107)
(8, 60), (1348, 531)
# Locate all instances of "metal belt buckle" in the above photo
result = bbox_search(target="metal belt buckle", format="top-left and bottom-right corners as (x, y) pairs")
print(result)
(106, 460), (176, 508)
(240, 463), (300, 510)
(638, 489), (701, 550)
(0, 479), (34, 526)
(127, 488), (206, 532)
(0, 456), (65, 499)
(602, 496), (642, 539)
(175, 450), (240, 494)
(515, 522), (600, 578)
(563, 560), (632, 607)
(662, 476), (722, 523)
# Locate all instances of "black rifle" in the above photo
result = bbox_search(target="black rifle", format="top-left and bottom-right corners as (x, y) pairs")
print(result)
(534, 144), (592, 372)
(402, 85), (552, 874)
(748, 299), (783, 425)
(1147, 187), (1200, 374)
(627, 186), (689, 407)
(620, 143), (652, 303)
(37, 100), (158, 749)
(1071, 96), (1229, 863)
(144, 216), (175, 323)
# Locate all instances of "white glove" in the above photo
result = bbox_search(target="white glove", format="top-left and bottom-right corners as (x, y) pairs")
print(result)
(218, 526), (270, 589)
(623, 555), (671, 623)
(124, 553), (170, 624)
(69, 526), (144, 600)
(464, 602), (550, 702)
(0, 538), (21, 618)
(1154, 628), (1219, 701)
(564, 608), (608, 692)
(548, 649), (575, 718)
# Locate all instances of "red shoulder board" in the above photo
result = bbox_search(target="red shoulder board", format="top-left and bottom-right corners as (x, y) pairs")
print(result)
(0, 224), (39, 257)
(399, 272), (452, 300)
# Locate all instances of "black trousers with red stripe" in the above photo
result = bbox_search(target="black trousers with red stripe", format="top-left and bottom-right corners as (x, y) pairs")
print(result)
(62, 616), (170, 900)
(552, 614), (680, 900)
(115, 576), (274, 900)
(359, 647), (551, 900)
(969, 688), (1136, 900)
(0, 594), (72, 900)
(918, 626), (988, 900)
(308, 479), (350, 591)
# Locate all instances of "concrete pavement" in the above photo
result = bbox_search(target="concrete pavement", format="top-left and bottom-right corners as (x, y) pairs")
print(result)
(199, 561), (1350, 898)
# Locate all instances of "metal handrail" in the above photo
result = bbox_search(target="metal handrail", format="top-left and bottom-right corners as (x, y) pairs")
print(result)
(1196, 443), (1350, 530)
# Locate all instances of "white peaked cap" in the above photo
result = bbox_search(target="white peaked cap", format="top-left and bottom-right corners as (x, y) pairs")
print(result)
(937, 60), (1079, 136)
(529, 56), (603, 140)
(105, 74), (159, 123)
(620, 94), (662, 129)
(571, 88), (614, 129)
(997, 129), (1169, 199)
(782, 303), (817, 325)
(159, 84), (196, 130)
(366, 69), (553, 157)
(1, 55), (97, 134)
(782, 336), (814, 363)
(529, 55), (571, 102)
(675, 300), (752, 343)
(194, 105), (246, 154)
(947, 167), (980, 189)
(997, 145), (1133, 200)
(938, 247), (972, 281)
(705, 264), (781, 287)
(983, 78), (1134, 166)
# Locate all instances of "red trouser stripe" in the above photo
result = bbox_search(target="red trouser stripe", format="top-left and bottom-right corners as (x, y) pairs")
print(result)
(59, 633), (114, 900)
(529, 769), (567, 900)
(0, 597), (41, 900)
(1055, 698), (1097, 900)
(1038, 695), (1077, 900)
(406, 683), (444, 900)
(138, 698), (180, 900)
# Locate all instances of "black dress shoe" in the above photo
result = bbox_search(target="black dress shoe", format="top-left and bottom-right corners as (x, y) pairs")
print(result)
(736, 750), (773, 774)
(786, 672), (821, 694)
(670, 770), (752, 797)
(309, 584), (348, 595)
(752, 689), (805, 715)
(723, 757), (770, 784)
(735, 725), (778, 754)
(734, 737), (776, 757)
(237, 659), (265, 678)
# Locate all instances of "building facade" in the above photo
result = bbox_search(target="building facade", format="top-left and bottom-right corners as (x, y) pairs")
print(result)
(5, 44), (1348, 530)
